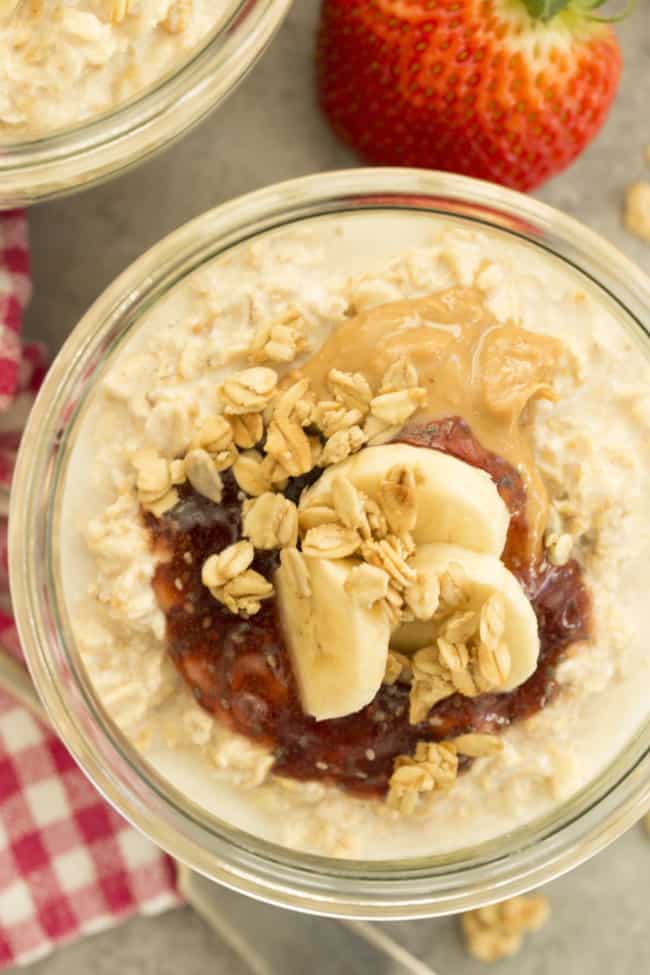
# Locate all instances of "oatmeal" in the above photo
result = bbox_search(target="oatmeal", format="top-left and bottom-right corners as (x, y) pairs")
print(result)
(59, 214), (650, 859)
(0, 0), (226, 142)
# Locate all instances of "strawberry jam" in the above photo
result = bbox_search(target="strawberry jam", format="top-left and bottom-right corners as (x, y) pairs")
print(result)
(146, 418), (590, 797)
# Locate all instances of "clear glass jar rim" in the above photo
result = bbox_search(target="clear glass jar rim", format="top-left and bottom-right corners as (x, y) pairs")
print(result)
(10, 168), (650, 918)
(0, 0), (292, 207)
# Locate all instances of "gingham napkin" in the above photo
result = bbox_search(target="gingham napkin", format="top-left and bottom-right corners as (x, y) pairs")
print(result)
(0, 212), (180, 969)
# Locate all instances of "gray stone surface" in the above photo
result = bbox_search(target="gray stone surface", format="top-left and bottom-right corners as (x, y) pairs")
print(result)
(12, 2), (650, 973)
(179, 833), (650, 975)
(389, 826), (650, 975)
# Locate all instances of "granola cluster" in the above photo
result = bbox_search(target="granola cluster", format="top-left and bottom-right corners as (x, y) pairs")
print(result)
(381, 574), (522, 812)
(625, 181), (650, 244)
(543, 499), (575, 567)
(131, 347), (431, 621)
(381, 563), (513, 739)
(201, 540), (273, 617)
(298, 462), (425, 625)
(461, 894), (550, 962)
(407, 579), (512, 723)
(387, 734), (503, 814)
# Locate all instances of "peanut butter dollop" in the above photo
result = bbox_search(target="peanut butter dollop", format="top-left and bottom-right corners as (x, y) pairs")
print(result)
(297, 288), (563, 556)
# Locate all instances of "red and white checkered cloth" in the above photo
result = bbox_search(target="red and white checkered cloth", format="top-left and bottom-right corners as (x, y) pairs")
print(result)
(0, 213), (180, 970)
(0, 211), (31, 414)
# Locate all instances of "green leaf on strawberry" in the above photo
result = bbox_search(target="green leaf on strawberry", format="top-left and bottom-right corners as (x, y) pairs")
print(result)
(523, 0), (635, 21)
(523, 0), (572, 21)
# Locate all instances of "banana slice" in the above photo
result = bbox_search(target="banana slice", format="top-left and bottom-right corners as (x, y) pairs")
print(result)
(275, 555), (391, 721)
(392, 543), (539, 692)
(302, 444), (509, 557)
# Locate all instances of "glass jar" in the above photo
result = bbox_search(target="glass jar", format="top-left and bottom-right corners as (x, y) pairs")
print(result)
(10, 169), (650, 918)
(0, 0), (292, 207)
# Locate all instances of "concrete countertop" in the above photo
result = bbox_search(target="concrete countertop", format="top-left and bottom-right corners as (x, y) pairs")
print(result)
(14, 2), (650, 972)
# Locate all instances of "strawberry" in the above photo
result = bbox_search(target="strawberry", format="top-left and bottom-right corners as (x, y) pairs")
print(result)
(316, 0), (624, 191)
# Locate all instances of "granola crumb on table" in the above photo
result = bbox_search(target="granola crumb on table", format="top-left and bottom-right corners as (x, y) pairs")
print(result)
(461, 894), (550, 963)
(625, 182), (650, 243)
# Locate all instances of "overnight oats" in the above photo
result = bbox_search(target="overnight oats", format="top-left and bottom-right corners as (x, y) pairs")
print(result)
(59, 214), (650, 860)
(0, 0), (226, 141)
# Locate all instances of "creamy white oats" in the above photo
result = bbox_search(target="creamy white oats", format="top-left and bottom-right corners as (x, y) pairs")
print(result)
(59, 214), (650, 859)
(0, 0), (226, 141)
